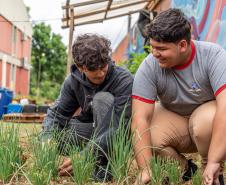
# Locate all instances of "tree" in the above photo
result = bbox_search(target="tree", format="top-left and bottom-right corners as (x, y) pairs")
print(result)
(120, 46), (151, 75)
(30, 23), (67, 100)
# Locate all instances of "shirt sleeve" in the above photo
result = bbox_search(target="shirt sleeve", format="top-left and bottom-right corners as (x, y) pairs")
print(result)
(132, 55), (157, 103)
(207, 45), (226, 96)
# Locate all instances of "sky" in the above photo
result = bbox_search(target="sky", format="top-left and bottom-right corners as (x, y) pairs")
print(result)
(23, 0), (138, 50)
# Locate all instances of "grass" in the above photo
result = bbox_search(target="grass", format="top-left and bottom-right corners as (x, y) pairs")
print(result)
(0, 124), (22, 183)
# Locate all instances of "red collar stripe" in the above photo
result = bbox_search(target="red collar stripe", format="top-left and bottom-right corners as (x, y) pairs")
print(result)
(174, 41), (196, 70)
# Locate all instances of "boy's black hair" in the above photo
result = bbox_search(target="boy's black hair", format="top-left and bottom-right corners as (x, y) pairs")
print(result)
(147, 8), (191, 43)
(72, 34), (112, 71)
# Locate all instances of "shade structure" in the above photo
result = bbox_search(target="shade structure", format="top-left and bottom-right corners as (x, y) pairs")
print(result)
(61, 0), (159, 28)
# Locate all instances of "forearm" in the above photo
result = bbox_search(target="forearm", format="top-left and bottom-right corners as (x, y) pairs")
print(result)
(208, 111), (226, 163)
(132, 119), (152, 169)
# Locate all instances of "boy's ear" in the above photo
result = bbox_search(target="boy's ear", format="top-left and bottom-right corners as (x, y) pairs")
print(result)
(178, 39), (188, 52)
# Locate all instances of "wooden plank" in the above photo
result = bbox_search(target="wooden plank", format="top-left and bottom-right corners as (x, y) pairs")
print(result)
(2, 113), (45, 123)
(65, 8), (144, 27)
(104, 0), (113, 19)
(62, 0), (108, 9)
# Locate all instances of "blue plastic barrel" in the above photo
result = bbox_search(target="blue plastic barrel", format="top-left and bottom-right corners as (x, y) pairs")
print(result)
(0, 88), (13, 118)
(7, 103), (23, 114)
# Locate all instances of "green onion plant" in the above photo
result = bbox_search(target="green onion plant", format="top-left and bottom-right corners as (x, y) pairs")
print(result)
(0, 124), (22, 183)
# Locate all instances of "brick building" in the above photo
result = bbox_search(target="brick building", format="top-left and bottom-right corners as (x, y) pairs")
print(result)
(0, 0), (32, 95)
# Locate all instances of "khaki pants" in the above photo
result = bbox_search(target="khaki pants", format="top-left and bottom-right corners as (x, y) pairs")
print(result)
(150, 100), (224, 173)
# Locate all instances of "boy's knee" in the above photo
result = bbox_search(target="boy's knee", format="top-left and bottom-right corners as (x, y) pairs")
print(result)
(93, 92), (114, 107)
(189, 116), (209, 143)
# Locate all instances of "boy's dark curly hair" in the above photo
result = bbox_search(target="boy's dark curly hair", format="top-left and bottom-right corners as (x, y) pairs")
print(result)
(146, 8), (191, 44)
(72, 34), (112, 71)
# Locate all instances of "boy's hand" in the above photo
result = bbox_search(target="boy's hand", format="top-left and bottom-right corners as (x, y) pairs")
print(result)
(202, 161), (220, 185)
(58, 157), (73, 176)
(134, 168), (151, 185)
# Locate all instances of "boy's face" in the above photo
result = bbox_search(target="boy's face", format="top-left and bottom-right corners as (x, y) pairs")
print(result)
(80, 64), (109, 85)
(150, 39), (189, 68)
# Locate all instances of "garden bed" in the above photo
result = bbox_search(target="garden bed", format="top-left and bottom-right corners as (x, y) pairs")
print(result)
(0, 122), (225, 185)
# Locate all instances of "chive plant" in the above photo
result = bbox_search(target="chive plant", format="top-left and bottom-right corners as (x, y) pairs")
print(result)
(164, 158), (181, 184)
(28, 138), (61, 185)
(192, 170), (202, 185)
(0, 124), (22, 183)
(150, 156), (166, 184)
(70, 146), (96, 185)
(150, 156), (181, 184)
(108, 111), (133, 184)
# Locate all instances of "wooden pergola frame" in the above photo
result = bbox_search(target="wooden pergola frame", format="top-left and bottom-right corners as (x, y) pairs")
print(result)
(61, 0), (160, 74)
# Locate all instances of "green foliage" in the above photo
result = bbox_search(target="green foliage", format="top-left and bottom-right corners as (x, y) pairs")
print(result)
(192, 170), (202, 185)
(0, 124), (22, 183)
(30, 23), (67, 100)
(28, 138), (61, 185)
(150, 156), (181, 184)
(120, 46), (150, 75)
(70, 147), (96, 185)
(108, 109), (133, 183)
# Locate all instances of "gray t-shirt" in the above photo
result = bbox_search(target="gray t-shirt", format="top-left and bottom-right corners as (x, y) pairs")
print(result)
(132, 40), (226, 116)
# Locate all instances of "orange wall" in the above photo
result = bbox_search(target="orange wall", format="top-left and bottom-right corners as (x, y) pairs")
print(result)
(0, 60), (2, 85)
(0, 16), (12, 55)
(0, 15), (31, 95)
(15, 67), (29, 95)
(17, 31), (23, 59)
(112, 34), (129, 64)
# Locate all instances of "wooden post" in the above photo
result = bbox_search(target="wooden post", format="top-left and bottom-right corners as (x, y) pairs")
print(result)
(66, 8), (75, 74)
(127, 13), (131, 52)
(128, 13), (131, 33)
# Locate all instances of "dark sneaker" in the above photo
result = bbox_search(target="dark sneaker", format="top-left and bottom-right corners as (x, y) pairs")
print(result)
(219, 174), (225, 185)
(182, 159), (198, 182)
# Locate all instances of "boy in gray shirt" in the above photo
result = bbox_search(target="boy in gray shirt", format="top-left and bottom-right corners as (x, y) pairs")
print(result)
(132, 8), (226, 185)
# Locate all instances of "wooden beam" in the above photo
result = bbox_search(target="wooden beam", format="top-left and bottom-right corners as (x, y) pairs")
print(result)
(62, 0), (108, 9)
(62, 8), (145, 28)
(104, 0), (113, 19)
(146, 0), (160, 10)
(62, 0), (149, 22)
(65, 0), (70, 27)
(66, 8), (74, 74)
